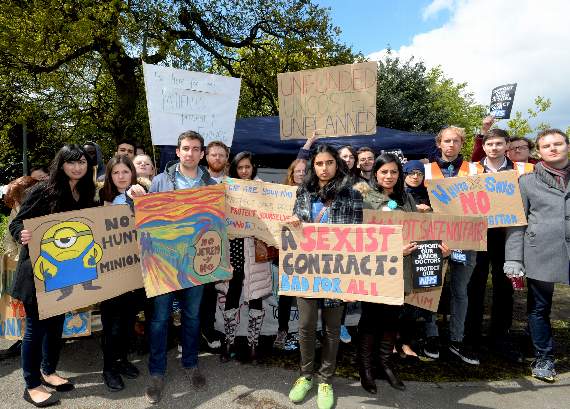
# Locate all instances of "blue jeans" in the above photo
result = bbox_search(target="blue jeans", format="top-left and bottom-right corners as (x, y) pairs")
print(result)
(527, 278), (555, 360)
(449, 251), (475, 342)
(21, 304), (65, 389)
(148, 285), (204, 376)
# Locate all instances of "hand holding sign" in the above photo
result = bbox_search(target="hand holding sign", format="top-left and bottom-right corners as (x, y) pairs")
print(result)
(411, 240), (443, 289)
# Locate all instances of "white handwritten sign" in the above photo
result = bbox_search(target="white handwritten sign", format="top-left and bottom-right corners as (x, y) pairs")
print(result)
(142, 63), (241, 146)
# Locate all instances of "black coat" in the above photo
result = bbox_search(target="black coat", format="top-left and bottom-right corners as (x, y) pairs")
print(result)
(9, 184), (92, 307)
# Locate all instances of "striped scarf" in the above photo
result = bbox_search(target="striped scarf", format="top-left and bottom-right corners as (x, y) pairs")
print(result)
(541, 161), (570, 189)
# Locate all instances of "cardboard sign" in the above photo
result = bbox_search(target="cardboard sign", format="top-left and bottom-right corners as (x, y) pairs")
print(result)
(411, 240), (443, 289)
(0, 294), (92, 339)
(363, 210), (487, 250)
(490, 83), (517, 119)
(134, 184), (232, 298)
(404, 265), (446, 312)
(142, 63), (241, 146)
(24, 205), (144, 319)
(62, 310), (91, 338)
(425, 171), (527, 228)
(278, 223), (404, 305)
(225, 179), (297, 247)
(277, 62), (377, 139)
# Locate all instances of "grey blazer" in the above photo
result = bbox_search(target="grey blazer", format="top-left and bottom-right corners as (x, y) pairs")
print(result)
(505, 162), (570, 283)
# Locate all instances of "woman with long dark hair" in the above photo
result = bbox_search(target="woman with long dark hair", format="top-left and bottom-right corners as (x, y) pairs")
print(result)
(353, 153), (449, 393)
(287, 144), (362, 409)
(337, 145), (360, 183)
(221, 152), (272, 363)
(98, 155), (147, 391)
(9, 144), (95, 407)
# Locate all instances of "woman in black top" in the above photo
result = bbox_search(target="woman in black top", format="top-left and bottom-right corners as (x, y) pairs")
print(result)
(10, 144), (95, 407)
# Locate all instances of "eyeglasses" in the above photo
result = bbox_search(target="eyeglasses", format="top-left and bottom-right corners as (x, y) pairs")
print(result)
(293, 170), (306, 175)
(359, 157), (374, 162)
(508, 145), (529, 152)
(405, 170), (424, 177)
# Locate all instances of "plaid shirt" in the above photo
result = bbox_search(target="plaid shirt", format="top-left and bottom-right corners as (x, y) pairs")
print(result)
(293, 184), (363, 307)
(293, 185), (363, 224)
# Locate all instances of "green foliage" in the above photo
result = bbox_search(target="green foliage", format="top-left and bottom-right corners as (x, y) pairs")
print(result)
(375, 52), (486, 156)
(0, 0), (352, 168)
(506, 96), (553, 137)
(0, 213), (7, 255)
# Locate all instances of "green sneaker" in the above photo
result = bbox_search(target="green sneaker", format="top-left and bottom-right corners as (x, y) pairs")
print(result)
(317, 383), (334, 409)
(288, 376), (313, 403)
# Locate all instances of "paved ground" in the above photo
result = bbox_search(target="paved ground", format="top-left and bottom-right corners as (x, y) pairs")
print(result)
(1, 337), (569, 409)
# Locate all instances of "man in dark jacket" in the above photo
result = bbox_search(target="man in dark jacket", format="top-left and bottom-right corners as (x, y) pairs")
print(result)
(505, 129), (570, 382)
(144, 131), (217, 404)
(465, 129), (523, 363)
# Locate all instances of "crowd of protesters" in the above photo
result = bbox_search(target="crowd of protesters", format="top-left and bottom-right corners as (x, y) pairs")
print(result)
(1, 115), (569, 408)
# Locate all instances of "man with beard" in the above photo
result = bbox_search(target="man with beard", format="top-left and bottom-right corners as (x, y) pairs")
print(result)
(205, 141), (230, 183)
(200, 141), (230, 349)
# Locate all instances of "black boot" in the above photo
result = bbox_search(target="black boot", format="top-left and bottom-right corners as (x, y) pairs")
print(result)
(379, 331), (405, 391)
(220, 341), (233, 363)
(358, 333), (377, 394)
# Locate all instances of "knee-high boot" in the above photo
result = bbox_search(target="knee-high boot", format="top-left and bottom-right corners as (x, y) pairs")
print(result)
(358, 333), (377, 394)
(246, 309), (265, 363)
(221, 308), (239, 363)
(379, 331), (405, 391)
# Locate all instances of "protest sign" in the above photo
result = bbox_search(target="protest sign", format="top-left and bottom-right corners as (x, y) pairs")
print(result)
(278, 223), (404, 305)
(404, 265), (447, 312)
(225, 178), (297, 247)
(490, 83), (517, 119)
(363, 210), (487, 250)
(277, 62), (377, 139)
(411, 240), (443, 289)
(142, 62), (241, 146)
(134, 184), (231, 298)
(425, 171), (526, 228)
(0, 294), (92, 339)
(24, 205), (143, 319)
(62, 310), (91, 338)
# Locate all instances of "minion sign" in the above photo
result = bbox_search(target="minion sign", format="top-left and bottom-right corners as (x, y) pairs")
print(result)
(24, 205), (144, 319)
(35, 221), (103, 294)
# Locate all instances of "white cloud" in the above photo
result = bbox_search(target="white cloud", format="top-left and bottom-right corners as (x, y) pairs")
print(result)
(422, 0), (455, 20)
(368, 0), (570, 131)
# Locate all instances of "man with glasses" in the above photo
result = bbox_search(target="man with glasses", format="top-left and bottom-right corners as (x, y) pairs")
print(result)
(356, 147), (375, 181)
(507, 137), (537, 164)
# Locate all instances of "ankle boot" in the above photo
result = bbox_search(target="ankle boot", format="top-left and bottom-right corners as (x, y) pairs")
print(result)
(221, 308), (239, 363)
(358, 333), (377, 394)
(246, 309), (265, 364)
(379, 331), (405, 391)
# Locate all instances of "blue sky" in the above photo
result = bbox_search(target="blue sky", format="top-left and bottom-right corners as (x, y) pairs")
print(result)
(316, 0), (451, 55)
(315, 0), (570, 131)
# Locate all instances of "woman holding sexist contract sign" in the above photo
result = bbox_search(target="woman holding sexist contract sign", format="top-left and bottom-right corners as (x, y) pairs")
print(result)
(286, 144), (362, 409)
(353, 153), (450, 393)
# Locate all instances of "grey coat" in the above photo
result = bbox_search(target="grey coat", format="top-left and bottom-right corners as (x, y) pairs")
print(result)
(505, 162), (570, 283)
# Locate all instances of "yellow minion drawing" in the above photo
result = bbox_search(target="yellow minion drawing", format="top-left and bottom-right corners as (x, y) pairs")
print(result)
(34, 221), (103, 293)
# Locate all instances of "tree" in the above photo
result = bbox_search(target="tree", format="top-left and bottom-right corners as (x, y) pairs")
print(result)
(506, 96), (552, 137)
(0, 0), (353, 166)
(375, 52), (486, 155)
